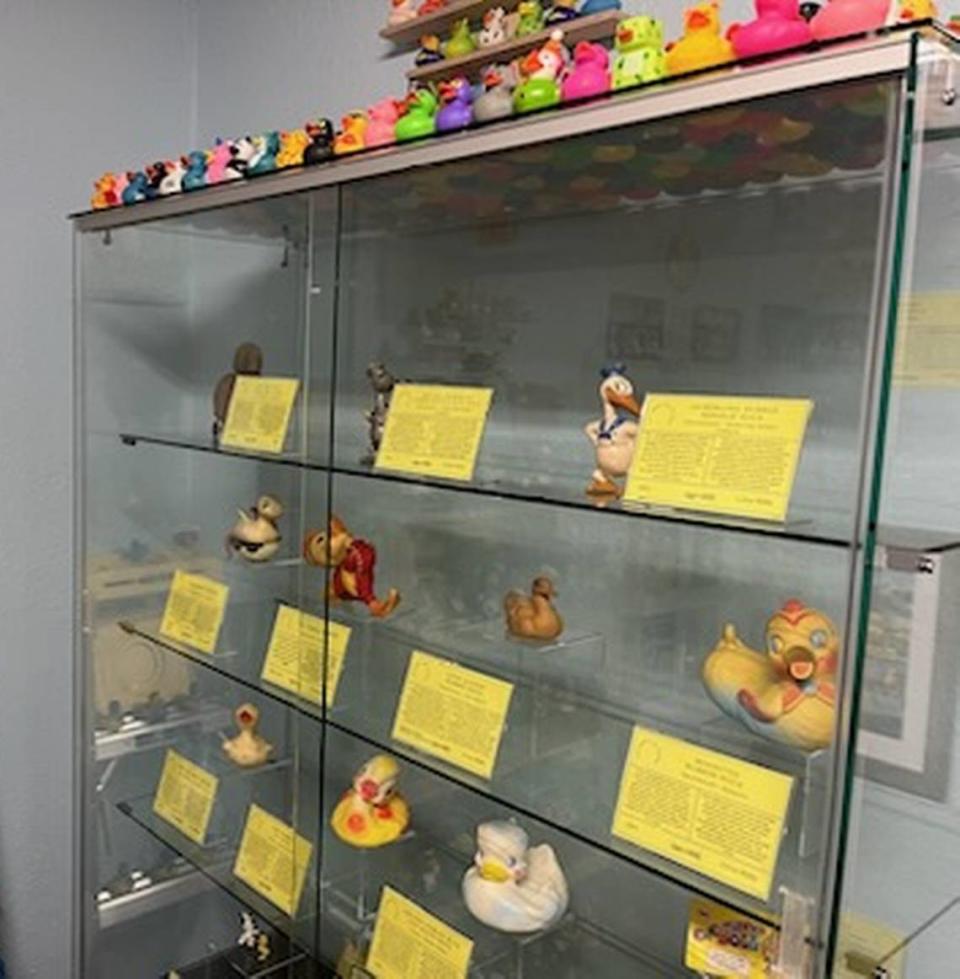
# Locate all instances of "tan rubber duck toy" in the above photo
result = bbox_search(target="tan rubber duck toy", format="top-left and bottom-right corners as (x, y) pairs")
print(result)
(223, 704), (273, 768)
(504, 576), (563, 642)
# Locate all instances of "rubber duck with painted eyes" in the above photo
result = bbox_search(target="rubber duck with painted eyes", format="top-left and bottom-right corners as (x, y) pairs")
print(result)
(334, 113), (368, 155)
(899, 0), (937, 20)
(514, 30), (567, 114)
(463, 821), (569, 933)
(665, 2), (735, 76)
(702, 599), (839, 751)
(396, 88), (439, 142)
(475, 63), (517, 122)
(729, 0), (813, 59)
(415, 34), (445, 66)
(388, 0), (418, 25)
(437, 77), (474, 132)
(611, 15), (666, 90)
(445, 17), (477, 57)
(516, 0), (547, 36)
(304, 118), (335, 165)
(583, 364), (642, 497)
(223, 704), (274, 768)
(809, 0), (890, 40)
(227, 495), (283, 563)
(331, 754), (410, 848)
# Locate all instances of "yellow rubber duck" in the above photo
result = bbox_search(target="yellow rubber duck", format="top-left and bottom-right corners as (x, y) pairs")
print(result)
(666, 2), (735, 76)
(702, 599), (839, 751)
(331, 755), (410, 848)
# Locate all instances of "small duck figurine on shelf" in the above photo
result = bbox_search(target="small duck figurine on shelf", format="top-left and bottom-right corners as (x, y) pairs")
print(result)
(223, 704), (274, 768)
(504, 577), (563, 642)
(122, 171), (149, 205)
(145, 161), (167, 199)
(334, 113), (368, 156)
(331, 754), (410, 848)
(182, 151), (208, 190)
(445, 17), (477, 57)
(206, 140), (237, 185)
(396, 88), (439, 142)
(363, 362), (398, 465)
(213, 342), (264, 441)
(580, 0), (623, 11)
(304, 118), (336, 165)
(227, 495), (283, 563)
(546, 0), (581, 25)
(475, 63), (518, 122)
(612, 16), (667, 90)
(583, 364), (642, 497)
(516, 0), (546, 36)
(248, 132), (281, 176)
(418, 0), (448, 12)
(159, 160), (185, 196)
(514, 30), (567, 114)
(702, 599), (839, 751)
(665, 2), (735, 76)
(479, 6), (508, 46)
(809, 0), (890, 40)
(462, 821), (569, 933)
(277, 129), (310, 168)
(729, 0), (813, 60)
(228, 137), (257, 178)
(388, 0), (418, 25)
(366, 99), (402, 149)
(437, 77), (474, 132)
(416, 34), (445, 65)
(91, 173), (123, 209)
(562, 41), (611, 101)
(303, 515), (401, 618)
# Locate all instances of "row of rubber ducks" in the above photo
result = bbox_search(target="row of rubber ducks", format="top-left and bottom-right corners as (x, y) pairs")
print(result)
(390, 0), (620, 32)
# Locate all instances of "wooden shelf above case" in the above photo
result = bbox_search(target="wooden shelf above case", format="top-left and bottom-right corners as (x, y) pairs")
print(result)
(381, 0), (523, 46)
(407, 10), (625, 83)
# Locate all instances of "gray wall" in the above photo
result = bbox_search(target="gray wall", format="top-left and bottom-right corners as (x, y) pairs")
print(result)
(0, 2), (197, 976)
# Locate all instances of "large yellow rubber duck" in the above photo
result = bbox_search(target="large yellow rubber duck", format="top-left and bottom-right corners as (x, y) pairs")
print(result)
(702, 599), (838, 751)
(331, 754), (410, 848)
(666, 2), (735, 76)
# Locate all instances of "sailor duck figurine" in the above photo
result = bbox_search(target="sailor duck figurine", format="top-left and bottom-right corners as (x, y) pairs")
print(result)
(223, 704), (273, 768)
(583, 364), (642, 497)
(463, 821), (569, 933)
(702, 599), (839, 751)
(227, 495), (283, 563)
(331, 754), (410, 848)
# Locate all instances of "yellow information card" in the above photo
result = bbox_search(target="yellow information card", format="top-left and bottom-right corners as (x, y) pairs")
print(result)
(894, 290), (960, 388)
(221, 376), (300, 454)
(624, 394), (813, 523)
(367, 886), (473, 979)
(159, 570), (229, 654)
(261, 604), (350, 707)
(685, 898), (780, 978)
(612, 727), (793, 900)
(233, 804), (313, 916)
(392, 651), (513, 780)
(152, 749), (219, 845)
(375, 384), (493, 482)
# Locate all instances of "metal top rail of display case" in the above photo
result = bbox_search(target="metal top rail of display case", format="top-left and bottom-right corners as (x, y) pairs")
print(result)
(71, 29), (943, 234)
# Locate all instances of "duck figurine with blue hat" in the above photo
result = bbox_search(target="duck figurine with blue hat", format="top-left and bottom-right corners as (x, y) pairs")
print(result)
(584, 364), (642, 497)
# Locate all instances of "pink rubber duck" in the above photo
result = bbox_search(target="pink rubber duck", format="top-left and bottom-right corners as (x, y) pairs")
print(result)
(810, 0), (891, 41)
(730, 0), (812, 59)
(561, 41), (611, 102)
(206, 140), (235, 184)
(366, 98), (402, 148)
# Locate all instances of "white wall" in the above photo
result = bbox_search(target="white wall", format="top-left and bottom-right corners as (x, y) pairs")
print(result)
(0, 2), (197, 976)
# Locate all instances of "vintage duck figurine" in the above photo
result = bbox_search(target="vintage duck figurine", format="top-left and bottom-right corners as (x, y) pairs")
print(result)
(366, 99), (402, 148)
(363, 362), (398, 465)
(809, 0), (890, 39)
(227, 495), (283, 562)
(304, 118), (335, 165)
(462, 821), (569, 933)
(182, 151), (208, 190)
(562, 41), (611, 101)
(583, 364), (642, 497)
(612, 16), (667, 89)
(331, 754), (410, 848)
(480, 6), (509, 45)
(702, 599), (839, 751)
(665, 3), (735, 76)
(514, 30), (567, 114)
(213, 342), (263, 440)
(396, 88), (439, 142)
(445, 17), (477, 57)
(303, 515), (401, 618)
(415, 34), (445, 65)
(516, 0), (546, 35)
(437, 77), (474, 132)
(122, 171), (149, 205)
(475, 64), (517, 122)
(504, 577), (563, 642)
(248, 132), (280, 175)
(277, 129), (310, 168)
(546, 0), (581, 25)
(729, 0), (813, 59)
(223, 704), (273, 768)
(388, 0), (418, 25)
(334, 113), (368, 156)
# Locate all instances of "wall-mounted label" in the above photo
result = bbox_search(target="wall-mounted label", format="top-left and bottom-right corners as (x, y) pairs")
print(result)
(375, 383), (493, 481)
(685, 898), (780, 978)
(261, 604), (350, 707)
(367, 886), (473, 979)
(152, 749), (218, 845)
(221, 376), (300, 453)
(894, 290), (960, 387)
(233, 804), (313, 916)
(624, 394), (813, 522)
(612, 727), (793, 900)
(159, 570), (229, 654)
(392, 651), (513, 779)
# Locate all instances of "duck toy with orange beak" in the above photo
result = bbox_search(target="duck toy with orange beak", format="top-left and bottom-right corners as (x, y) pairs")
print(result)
(331, 754), (410, 848)
(514, 30), (568, 114)
(665, 2), (735, 75)
(702, 599), (839, 751)
(302, 515), (401, 618)
(223, 704), (274, 768)
(437, 77), (474, 132)
(583, 364), (642, 497)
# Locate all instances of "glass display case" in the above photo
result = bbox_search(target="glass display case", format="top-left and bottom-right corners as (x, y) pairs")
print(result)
(74, 28), (960, 978)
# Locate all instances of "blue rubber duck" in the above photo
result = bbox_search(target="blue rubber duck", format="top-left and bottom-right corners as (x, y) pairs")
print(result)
(122, 171), (149, 205)
(581, 0), (622, 12)
(182, 151), (207, 191)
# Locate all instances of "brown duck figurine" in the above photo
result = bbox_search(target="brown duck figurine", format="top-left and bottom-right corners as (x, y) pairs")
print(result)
(213, 342), (263, 441)
(504, 577), (563, 642)
(222, 703), (273, 768)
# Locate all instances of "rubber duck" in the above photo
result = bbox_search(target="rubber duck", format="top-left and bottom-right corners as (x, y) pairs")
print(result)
(514, 30), (567, 114)
(462, 821), (569, 933)
(388, 0), (418, 25)
(504, 577), (563, 642)
(475, 63), (517, 122)
(480, 6), (508, 46)
(303, 515), (401, 618)
(547, 0), (581, 25)
(702, 600), (839, 751)
(611, 16), (666, 90)
(213, 342), (263, 440)
(304, 119), (335, 165)
(91, 173), (122, 209)
(248, 132), (280, 176)
(730, 0), (813, 59)
(665, 3), (735, 76)
(445, 18), (477, 57)
(159, 160), (186, 196)
(144, 161), (167, 199)
(227, 495), (283, 562)
(580, 0), (622, 11)
(583, 364), (642, 497)
(437, 76), (474, 132)
(228, 137), (256, 178)
(365, 99), (402, 149)
(222, 704), (273, 768)
(122, 171), (149, 205)
(899, 0), (936, 19)
(277, 129), (310, 169)
(182, 151), (208, 190)
(415, 34), (445, 65)
(206, 140), (239, 184)
(396, 88), (438, 142)
(561, 41), (610, 101)
(331, 755), (410, 848)
(334, 113), (368, 156)
(809, 0), (890, 40)
(418, 0), (448, 12)
(516, 0), (546, 36)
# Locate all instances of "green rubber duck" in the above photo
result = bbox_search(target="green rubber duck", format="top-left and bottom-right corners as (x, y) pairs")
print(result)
(396, 88), (438, 142)
(444, 18), (477, 58)
(516, 0), (546, 37)
(513, 33), (565, 114)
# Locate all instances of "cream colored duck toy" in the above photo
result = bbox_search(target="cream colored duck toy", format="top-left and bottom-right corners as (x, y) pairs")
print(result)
(331, 754), (410, 848)
(584, 364), (643, 497)
(462, 821), (569, 933)
(222, 704), (273, 768)
(227, 495), (283, 563)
